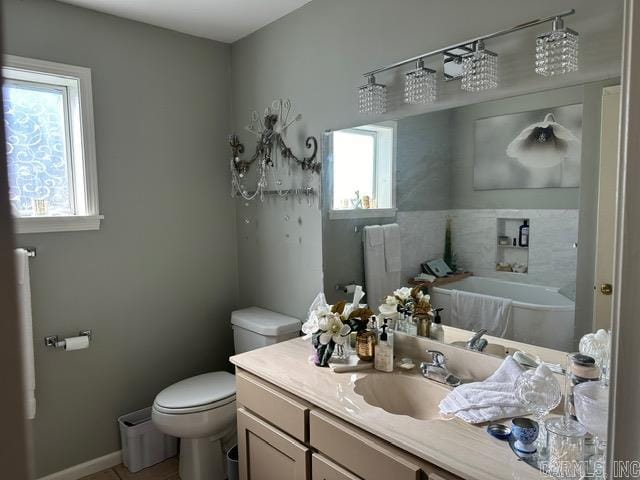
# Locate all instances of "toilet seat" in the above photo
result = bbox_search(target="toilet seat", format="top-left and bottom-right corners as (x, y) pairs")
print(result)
(153, 371), (236, 415)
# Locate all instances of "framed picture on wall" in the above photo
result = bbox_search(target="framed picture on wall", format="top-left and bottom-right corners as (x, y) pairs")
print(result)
(473, 104), (583, 190)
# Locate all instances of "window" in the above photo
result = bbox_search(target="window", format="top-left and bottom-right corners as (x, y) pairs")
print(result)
(330, 122), (396, 219)
(2, 55), (101, 233)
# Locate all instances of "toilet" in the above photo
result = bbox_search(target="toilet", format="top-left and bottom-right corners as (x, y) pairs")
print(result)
(152, 307), (301, 480)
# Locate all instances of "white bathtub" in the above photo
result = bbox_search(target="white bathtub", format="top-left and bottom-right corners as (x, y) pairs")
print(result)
(430, 276), (575, 351)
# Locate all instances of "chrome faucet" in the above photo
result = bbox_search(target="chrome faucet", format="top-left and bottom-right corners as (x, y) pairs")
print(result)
(420, 350), (461, 387)
(466, 329), (488, 351)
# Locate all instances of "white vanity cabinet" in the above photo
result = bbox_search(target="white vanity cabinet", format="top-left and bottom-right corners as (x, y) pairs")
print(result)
(235, 369), (462, 480)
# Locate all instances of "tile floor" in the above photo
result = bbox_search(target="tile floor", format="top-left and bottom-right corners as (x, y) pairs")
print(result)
(80, 457), (179, 480)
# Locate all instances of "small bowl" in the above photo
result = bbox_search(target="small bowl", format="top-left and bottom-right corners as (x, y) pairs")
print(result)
(511, 417), (539, 453)
(487, 423), (511, 440)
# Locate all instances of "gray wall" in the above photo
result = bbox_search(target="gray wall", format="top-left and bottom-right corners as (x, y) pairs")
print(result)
(3, 0), (237, 476)
(231, 0), (623, 320)
(396, 110), (452, 212)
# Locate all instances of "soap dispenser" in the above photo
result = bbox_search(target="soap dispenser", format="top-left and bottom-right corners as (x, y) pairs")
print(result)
(429, 308), (445, 342)
(519, 220), (530, 247)
(374, 319), (394, 372)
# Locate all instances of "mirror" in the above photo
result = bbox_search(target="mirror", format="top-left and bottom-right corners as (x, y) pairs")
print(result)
(322, 79), (619, 355)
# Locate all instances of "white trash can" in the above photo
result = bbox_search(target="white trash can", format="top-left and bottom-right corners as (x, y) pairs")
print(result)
(118, 407), (178, 473)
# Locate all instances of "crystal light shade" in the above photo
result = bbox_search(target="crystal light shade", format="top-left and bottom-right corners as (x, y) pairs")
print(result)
(404, 60), (437, 104)
(358, 75), (387, 115)
(461, 42), (498, 92)
(535, 23), (579, 77)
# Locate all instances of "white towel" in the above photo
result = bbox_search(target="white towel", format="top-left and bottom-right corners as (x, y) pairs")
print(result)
(15, 249), (36, 419)
(450, 290), (512, 337)
(382, 223), (401, 273)
(363, 225), (400, 312)
(439, 356), (527, 423)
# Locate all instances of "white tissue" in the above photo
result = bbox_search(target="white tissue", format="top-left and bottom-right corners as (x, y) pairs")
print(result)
(64, 336), (90, 351)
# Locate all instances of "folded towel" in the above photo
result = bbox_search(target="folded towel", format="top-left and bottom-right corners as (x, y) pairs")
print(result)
(450, 290), (512, 337)
(15, 249), (36, 419)
(363, 225), (400, 312)
(382, 223), (401, 273)
(364, 225), (384, 247)
(439, 356), (527, 424)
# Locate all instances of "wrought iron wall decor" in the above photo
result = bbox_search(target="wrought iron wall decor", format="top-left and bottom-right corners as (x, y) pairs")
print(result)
(229, 98), (320, 201)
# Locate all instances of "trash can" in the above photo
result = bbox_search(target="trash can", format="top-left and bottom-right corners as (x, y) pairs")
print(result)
(118, 407), (178, 473)
(227, 444), (239, 480)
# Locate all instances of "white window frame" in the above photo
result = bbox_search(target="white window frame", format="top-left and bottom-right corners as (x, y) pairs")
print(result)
(329, 121), (397, 220)
(2, 55), (102, 233)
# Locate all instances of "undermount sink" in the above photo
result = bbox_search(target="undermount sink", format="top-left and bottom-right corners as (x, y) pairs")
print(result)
(353, 373), (450, 420)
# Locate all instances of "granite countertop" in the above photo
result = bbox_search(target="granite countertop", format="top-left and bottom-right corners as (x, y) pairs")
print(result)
(230, 337), (547, 480)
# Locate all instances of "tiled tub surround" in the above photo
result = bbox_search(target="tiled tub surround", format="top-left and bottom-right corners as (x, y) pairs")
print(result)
(398, 209), (579, 292)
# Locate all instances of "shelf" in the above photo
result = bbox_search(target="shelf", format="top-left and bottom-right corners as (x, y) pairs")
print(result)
(408, 272), (473, 288)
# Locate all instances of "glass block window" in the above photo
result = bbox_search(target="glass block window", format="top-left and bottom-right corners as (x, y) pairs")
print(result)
(2, 56), (100, 233)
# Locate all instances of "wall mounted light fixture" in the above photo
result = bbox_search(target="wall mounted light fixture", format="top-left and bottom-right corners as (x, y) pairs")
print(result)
(535, 16), (579, 77)
(461, 41), (498, 92)
(357, 9), (578, 115)
(404, 59), (437, 104)
(358, 75), (387, 114)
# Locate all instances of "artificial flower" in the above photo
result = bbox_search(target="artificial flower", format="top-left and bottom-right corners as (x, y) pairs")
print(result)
(394, 287), (413, 301)
(318, 313), (351, 345)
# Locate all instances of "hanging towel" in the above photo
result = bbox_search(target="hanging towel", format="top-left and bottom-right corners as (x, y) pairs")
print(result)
(15, 249), (36, 419)
(363, 225), (400, 312)
(439, 356), (528, 423)
(450, 290), (512, 337)
(382, 223), (401, 273)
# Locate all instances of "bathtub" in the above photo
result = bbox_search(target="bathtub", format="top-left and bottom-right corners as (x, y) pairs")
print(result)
(430, 276), (575, 351)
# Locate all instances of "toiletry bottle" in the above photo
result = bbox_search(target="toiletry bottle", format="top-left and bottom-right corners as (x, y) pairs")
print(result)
(519, 220), (530, 247)
(375, 320), (394, 373)
(429, 308), (445, 342)
(355, 317), (376, 361)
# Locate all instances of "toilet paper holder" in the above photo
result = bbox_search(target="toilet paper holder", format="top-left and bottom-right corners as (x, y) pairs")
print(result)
(44, 330), (92, 349)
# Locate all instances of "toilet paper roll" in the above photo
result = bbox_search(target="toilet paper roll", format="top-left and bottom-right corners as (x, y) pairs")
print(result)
(64, 335), (90, 351)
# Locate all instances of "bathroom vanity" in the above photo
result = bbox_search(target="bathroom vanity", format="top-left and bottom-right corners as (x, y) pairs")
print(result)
(230, 337), (552, 480)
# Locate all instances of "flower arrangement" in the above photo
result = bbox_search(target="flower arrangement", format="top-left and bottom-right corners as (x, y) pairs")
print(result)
(302, 288), (374, 367)
(378, 286), (432, 319)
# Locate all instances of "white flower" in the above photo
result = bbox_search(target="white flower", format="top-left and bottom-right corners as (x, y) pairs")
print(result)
(318, 313), (351, 345)
(393, 287), (412, 301)
(301, 314), (319, 335)
(379, 303), (399, 316)
(384, 295), (399, 306)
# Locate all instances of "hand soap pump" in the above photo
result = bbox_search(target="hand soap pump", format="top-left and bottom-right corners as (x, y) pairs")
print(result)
(375, 319), (394, 373)
(429, 308), (444, 342)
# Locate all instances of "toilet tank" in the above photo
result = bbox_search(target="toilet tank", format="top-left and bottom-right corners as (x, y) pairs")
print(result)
(231, 307), (301, 354)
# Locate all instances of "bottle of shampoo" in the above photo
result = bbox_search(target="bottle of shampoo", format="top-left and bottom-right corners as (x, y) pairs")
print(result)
(519, 220), (530, 247)
(374, 319), (394, 372)
(429, 308), (445, 342)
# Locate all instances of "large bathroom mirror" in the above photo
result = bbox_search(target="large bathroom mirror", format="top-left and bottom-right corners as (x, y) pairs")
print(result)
(322, 79), (620, 355)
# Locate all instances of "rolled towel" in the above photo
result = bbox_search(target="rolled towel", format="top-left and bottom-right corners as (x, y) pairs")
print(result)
(439, 356), (528, 424)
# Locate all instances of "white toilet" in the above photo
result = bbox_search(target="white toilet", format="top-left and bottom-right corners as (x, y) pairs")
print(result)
(152, 307), (301, 480)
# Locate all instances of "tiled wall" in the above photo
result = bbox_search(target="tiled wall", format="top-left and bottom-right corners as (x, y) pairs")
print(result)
(398, 209), (579, 292)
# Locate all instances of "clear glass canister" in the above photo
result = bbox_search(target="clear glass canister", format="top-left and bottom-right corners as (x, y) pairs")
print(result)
(545, 417), (587, 479)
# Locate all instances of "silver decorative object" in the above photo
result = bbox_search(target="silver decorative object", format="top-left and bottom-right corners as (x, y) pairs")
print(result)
(229, 98), (319, 202)
(404, 60), (437, 104)
(358, 75), (387, 115)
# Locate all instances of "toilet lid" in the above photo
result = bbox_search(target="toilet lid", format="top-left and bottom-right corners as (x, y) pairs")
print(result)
(155, 372), (236, 411)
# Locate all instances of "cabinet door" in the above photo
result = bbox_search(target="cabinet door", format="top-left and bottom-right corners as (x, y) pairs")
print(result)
(238, 407), (310, 480)
(312, 454), (362, 480)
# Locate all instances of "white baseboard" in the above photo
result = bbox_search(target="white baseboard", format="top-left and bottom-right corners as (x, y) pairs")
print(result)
(37, 451), (122, 480)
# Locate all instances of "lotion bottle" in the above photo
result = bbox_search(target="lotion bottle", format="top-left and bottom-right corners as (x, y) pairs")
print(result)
(374, 319), (394, 372)
(429, 308), (445, 342)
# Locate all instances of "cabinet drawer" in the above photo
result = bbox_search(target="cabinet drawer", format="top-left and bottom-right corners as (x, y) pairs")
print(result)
(312, 454), (361, 480)
(236, 370), (310, 442)
(238, 408), (310, 480)
(310, 410), (421, 480)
